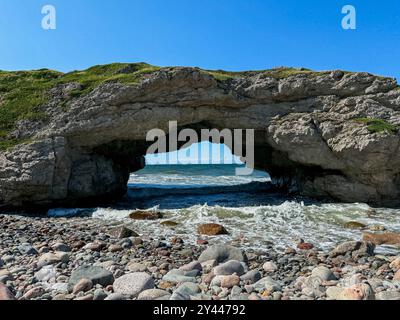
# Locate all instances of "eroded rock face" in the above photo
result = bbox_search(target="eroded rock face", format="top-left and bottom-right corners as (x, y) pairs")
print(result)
(1, 67), (400, 209)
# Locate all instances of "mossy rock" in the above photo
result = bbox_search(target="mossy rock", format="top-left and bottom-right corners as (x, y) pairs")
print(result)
(354, 118), (398, 134)
(0, 63), (160, 151)
(344, 221), (367, 229)
(160, 221), (180, 227)
(129, 210), (163, 220)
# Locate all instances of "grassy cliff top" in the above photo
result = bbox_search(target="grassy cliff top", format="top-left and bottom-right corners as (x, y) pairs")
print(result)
(0, 62), (392, 150)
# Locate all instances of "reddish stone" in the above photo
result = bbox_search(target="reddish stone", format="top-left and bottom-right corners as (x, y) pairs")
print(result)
(297, 243), (314, 250)
(197, 239), (209, 245)
(197, 223), (229, 236)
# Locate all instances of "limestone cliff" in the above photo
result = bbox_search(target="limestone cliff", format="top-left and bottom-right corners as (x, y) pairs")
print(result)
(1, 63), (400, 209)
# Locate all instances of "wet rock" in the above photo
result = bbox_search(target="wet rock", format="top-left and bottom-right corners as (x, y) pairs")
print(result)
(330, 241), (375, 258)
(113, 272), (155, 297)
(214, 260), (245, 276)
(197, 223), (229, 236)
(344, 221), (367, 229)
(129, 210), (163, 220)
(362, 232), (400, 245)
(297, 243), (314, 250)
(311, 266), (337, 281)
(138, 289), (171, 300)
(160, 221), (179, 227)
(369, 225), (386, 232)
(198, 245), (247, 264)
(69, 266), (114, 288)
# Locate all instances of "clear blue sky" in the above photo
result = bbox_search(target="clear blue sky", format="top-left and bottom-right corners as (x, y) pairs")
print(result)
(0, 0), (399, 80)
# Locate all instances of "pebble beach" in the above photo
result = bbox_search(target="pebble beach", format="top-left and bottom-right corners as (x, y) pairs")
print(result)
(1, 213), (400, 301)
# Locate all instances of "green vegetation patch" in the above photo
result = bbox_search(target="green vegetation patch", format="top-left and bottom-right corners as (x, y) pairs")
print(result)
(354, 118), (398, 134)
(0, 63), (160, 150)
(205, 67), (331, 82)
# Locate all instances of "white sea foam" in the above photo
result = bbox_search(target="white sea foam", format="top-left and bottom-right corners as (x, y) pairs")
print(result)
(86, 201), (400, 254)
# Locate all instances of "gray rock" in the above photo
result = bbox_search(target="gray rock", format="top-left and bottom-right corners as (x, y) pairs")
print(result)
(34, 266), (57, 282)
(263, 261), (278, 272)
(301, 276), (325, 298)
(69, 266), (114, 288)
(240, 270), (262, 284)
(330, 241), (375, 258)
(213, 260), (245, 276)
(198, 245), (247, 264)
(138, 289), (171, 300)
(126, 262), (147, 272)
(18, 243), (38, 255)
(38, 252), (69, 267)
(162, 269), (198, 283)
(179, 261), (202, 272)
(51, 243), (71, 252)
(113, 272), (154, 297)
(170, 282), (201, 300)
(109, 226), (139, 239)
(311, 266), (337, 281)
(376, 291), (400, 300)
(93, 289), (108, 300)
(104, 293), (130, 300)
(253, 277), (281, 292)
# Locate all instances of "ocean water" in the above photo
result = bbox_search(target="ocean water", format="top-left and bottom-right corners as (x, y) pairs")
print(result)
(48, 164), (400, 254)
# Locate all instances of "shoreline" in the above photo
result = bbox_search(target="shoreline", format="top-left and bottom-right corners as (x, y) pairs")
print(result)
(0, 213), (399, 301)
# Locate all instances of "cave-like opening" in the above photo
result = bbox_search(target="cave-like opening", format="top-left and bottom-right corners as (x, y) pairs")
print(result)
(126, 141), (273, 209)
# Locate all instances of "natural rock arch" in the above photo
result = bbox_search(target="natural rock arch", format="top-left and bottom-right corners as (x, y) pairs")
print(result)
(1, 65), (400, 210)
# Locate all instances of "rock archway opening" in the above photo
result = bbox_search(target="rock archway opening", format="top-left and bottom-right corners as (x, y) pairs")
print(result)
(125, 141), (273, 209)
